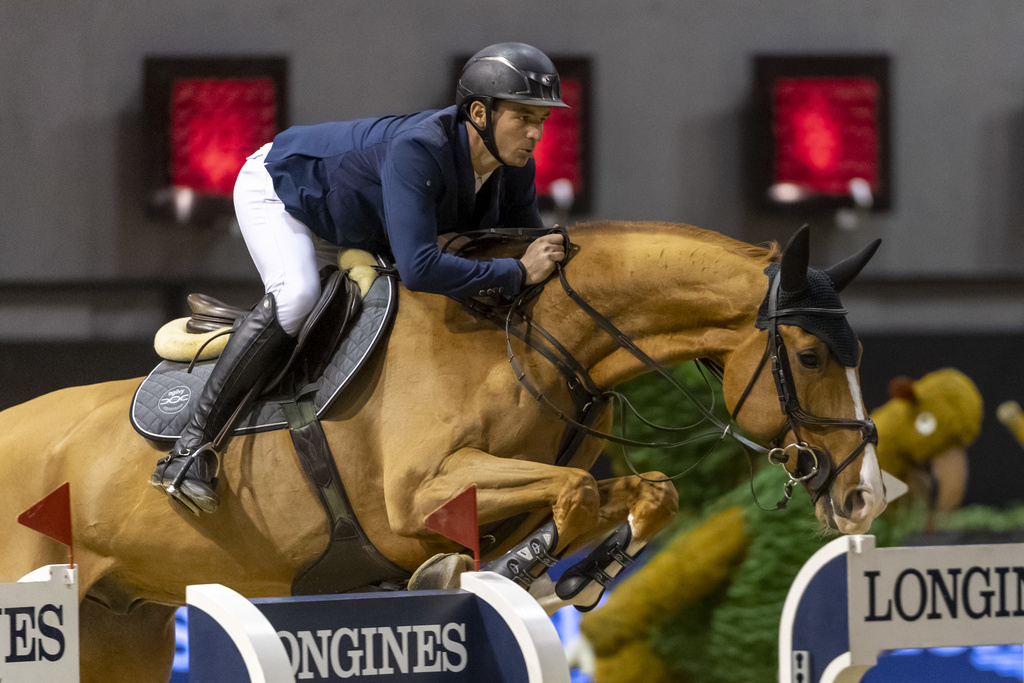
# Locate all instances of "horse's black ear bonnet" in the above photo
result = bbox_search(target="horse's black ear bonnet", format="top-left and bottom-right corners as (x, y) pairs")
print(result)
(756, 262), (859, 366)
(755, 226), (881, 368)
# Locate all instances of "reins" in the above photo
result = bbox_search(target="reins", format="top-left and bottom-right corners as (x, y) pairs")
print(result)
(443, 227), (876, 510)
(521, 263), (766, 454)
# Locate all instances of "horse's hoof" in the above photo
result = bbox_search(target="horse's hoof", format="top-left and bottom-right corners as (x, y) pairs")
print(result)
(555, 523), (643, 610)
(408, 553), (473, 591)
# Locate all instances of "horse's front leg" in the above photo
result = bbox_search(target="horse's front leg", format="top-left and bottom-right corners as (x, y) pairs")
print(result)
(532, 472), (678, 614)
(389, 447), (601, 552)
(564, 472), (679, 554)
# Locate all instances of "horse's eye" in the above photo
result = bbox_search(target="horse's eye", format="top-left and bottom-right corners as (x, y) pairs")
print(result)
(797, 351), (820, 368)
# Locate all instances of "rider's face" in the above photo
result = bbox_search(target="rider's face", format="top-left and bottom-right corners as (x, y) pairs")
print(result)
(489, 101), (550, 167)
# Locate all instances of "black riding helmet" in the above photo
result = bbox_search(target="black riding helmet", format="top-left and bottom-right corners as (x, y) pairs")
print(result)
(456, 42), (570, 165)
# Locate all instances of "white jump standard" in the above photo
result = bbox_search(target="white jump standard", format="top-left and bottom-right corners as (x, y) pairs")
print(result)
(779, 534), (1024, 682)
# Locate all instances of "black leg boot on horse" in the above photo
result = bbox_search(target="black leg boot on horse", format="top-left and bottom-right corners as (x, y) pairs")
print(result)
(150, 294), (292, 515)
(554, 522), (645, 611)
(484, 521), (561, 590)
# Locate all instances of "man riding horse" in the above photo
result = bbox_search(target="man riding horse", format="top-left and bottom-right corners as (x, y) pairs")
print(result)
(150, 42), (569, 514)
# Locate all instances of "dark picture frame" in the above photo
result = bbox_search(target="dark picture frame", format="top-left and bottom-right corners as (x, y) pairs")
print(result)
(143, 56), (288, 223)
(749, 55), (892, 213)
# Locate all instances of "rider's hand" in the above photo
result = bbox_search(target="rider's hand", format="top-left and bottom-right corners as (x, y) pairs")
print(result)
(520, 233), (566, 286)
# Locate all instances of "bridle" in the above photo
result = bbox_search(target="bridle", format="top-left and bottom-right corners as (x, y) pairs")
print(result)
(728, 272), (878, 505)
(443, 227), (877, 509)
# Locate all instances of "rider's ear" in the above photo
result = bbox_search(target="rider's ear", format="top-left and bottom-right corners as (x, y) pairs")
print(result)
(823, 238), (882, 293)
(779, 225), (810, 292)
(468, 101), (488, 127)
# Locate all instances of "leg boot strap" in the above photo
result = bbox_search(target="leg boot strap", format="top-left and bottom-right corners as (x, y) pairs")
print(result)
(554, 523), (643, 608)
(484, 520), (560, 590)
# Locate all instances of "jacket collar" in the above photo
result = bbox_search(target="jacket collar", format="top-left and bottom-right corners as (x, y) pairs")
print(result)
(455, 120), (477, 221)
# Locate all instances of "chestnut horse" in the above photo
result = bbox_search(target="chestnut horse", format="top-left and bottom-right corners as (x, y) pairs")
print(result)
(0, 221), (885, 682)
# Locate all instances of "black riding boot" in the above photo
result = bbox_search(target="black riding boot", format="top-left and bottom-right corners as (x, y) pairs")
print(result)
(150, 294), (292, 514)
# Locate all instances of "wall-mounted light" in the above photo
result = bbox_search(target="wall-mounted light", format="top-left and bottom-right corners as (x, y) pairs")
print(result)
(749, 55), (891, 214)
(144, 57), (288, 224)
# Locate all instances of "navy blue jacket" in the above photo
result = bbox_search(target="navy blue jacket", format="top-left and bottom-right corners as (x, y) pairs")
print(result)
(263, 106), (542, 297)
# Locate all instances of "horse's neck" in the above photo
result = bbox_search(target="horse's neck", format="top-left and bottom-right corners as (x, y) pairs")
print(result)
(535, 225), (770, 388)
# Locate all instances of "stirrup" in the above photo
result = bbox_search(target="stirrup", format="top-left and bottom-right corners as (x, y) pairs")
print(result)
(554, 523), (643, 612)
(150, 464), (203, 517)
(150, 444), (220, 516)
(484, 521), (560, 590)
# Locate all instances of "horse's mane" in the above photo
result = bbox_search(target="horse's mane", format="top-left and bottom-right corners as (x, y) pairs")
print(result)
(573, 221), (782, 264)
(447, 221), (782, 264)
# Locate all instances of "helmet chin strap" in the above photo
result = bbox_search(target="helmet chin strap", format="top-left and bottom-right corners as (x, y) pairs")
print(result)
(466, 99), (507, 166)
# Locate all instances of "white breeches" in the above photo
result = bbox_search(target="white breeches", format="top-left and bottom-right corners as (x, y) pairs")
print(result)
(233, 143), (338, 336)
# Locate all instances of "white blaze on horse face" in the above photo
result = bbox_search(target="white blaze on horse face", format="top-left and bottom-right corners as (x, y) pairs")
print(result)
(846, 368), (866, 422)
(832, 368), (887, 534)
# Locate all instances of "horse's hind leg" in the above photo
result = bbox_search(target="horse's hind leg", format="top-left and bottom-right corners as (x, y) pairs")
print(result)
(80, 599), (177, 683)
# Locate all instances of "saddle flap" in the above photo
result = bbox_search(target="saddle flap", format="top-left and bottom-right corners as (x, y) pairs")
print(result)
(186, 293), (248, 333)
(302, 274), (362, 382)
(266, 268), (363, 393)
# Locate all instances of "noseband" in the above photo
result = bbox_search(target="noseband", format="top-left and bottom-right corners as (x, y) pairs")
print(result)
(730, 272), (878, 504)
(443, 228), (877, 508)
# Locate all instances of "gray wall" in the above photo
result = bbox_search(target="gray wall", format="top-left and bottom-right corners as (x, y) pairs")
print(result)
(2, 0), (1024, 337)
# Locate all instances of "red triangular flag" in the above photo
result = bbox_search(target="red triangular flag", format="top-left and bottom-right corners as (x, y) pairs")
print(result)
(424, 485), (480, 570)
(19, 482), (73, 549)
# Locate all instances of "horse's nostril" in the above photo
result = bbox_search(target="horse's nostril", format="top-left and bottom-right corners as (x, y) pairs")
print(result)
(843, 488), (868, 518)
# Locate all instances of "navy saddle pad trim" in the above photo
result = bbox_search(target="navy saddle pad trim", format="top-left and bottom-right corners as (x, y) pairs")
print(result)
(130, 273), (396, 441)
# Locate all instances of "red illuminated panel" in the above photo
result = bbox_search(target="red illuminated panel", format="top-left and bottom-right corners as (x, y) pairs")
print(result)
(532, 78), (582, 196)
(170, 78), (278, 196)
(773, 77), (879, 196)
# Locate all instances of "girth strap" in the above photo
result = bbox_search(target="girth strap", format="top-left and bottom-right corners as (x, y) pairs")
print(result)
(284, 398), (410, 595)
(285, 399), (350, 525)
